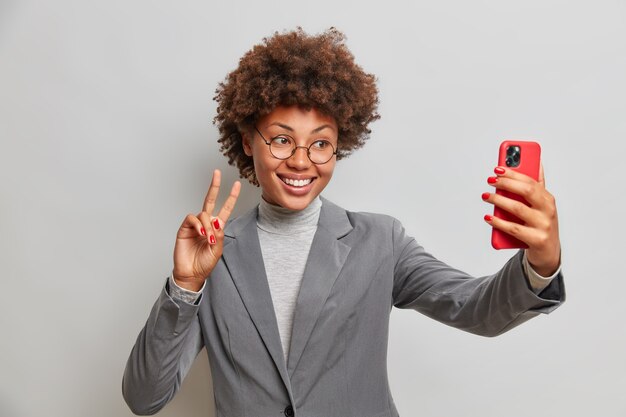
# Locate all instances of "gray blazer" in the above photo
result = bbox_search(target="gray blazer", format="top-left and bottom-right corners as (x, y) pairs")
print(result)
(123, 197), (565, 417)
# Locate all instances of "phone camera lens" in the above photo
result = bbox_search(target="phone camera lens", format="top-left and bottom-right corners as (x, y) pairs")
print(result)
(507, 145), (520, 154)
(505, 145), (521, 167)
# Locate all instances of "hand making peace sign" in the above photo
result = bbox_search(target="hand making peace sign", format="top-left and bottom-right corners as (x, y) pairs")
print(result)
(172, 169), (241, 292)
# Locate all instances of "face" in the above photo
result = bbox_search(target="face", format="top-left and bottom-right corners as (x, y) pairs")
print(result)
(242, 105), (338, 211)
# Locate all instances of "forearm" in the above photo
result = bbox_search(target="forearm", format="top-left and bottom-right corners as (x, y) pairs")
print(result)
(406, 251), (563, 336)
(392, 219), (565, 337)
(122, 278), (204, 415)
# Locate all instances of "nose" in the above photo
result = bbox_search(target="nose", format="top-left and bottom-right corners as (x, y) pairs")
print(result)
(286, 146), (311, 170)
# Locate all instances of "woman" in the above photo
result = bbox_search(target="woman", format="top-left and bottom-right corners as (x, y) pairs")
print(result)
(123, 28), (564, 417)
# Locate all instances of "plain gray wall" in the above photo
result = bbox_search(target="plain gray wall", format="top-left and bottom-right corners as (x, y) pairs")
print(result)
(1, 0), (625, 416)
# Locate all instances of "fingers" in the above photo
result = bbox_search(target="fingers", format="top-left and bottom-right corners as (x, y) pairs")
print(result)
(202, 170), (241, 224)
(487, 166), (547, 209)
(178, 213), (206, 239)
(484, 214), (535, 247)
(482, 191), (536, 226)
(197, 211), (220, 247)
(174, 171), (238, 283)
(203, 169), (222, 214)
(485, 212), (557, 253)
(209, 215), (224, 244)
(482, 164), (560, 263)
(217, 180), (241, 222)
(485, 165), (557, 222)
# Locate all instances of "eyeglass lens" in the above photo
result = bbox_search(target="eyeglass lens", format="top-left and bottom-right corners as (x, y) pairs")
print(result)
(269, 136), (334, 164)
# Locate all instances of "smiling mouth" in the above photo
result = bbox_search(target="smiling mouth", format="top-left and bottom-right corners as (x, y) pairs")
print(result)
(279, 176), (314, 187)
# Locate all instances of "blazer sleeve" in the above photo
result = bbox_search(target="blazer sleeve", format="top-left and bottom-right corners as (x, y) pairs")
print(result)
(122, 278), (205, 415)
(391, 218), (565, 337)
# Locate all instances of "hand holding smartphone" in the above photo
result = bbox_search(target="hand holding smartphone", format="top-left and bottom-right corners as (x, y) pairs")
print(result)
(491, 140), (541, 249)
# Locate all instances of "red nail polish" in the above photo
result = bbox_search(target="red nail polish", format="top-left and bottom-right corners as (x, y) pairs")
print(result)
(213, 219), (220, 230)
(209, 235), (216, 244)
(201, 227), (206, 236)
(487, 176), (498, 184)
(481, 192), (490, 200)
(484, 214), (493, 222)
(494, 167), (506, 175)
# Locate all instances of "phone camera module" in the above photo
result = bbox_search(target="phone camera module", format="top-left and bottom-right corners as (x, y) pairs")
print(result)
(505, 146), (521, 168)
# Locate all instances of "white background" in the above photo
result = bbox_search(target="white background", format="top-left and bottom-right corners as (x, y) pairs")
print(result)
(1, 1), (625, 416)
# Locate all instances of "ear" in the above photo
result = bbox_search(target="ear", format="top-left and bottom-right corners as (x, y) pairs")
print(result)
(242, 131), (253, 157)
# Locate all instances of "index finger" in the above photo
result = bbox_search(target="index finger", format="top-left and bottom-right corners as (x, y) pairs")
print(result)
(495, 166), (538, 185)
(217, 181), (241, 222)
(203, 169), (221, 213)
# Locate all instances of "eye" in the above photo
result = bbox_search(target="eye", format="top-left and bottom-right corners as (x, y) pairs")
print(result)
(271, 136), (293, 147)
(311, 140), (332, 150)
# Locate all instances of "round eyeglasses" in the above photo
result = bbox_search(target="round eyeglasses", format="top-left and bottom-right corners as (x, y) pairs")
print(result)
(254, 126), (337, 165)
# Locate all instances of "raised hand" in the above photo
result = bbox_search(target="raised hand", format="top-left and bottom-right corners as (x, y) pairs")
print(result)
(482, 165), (561, 277)
(172, 169), (241, 291)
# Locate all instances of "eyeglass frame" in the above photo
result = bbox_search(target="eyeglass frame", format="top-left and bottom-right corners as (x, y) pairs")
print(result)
(253, 126), (338, 165)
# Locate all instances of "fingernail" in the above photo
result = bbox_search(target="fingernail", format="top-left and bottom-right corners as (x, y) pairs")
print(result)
(487, 176), (498, 184)
(213, 219), (220, 230)
(494, 166), (506, 175)
(201, 227), (206, 236)
(481, 192), (490, 200)
(209, 235), (216, 244)
(484, 214), (493, 222)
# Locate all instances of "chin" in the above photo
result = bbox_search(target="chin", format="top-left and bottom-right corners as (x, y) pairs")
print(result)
(280, 196), (316, 211)
(288, 199), (315, 211)
(265, 193), (318, 211)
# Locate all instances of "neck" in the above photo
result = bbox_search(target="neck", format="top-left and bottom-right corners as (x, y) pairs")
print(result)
(257, 196), (322, 235)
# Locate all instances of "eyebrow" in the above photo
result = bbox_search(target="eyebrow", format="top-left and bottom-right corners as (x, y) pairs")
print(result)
(266, 122), (335, 134)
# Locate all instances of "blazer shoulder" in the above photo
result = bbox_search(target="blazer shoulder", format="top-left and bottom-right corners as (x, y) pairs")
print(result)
(319, 196), (401, 231)
(345, 209), (398, 230)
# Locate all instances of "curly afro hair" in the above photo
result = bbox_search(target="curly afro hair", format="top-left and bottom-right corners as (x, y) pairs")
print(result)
(213, 27), (380, 185)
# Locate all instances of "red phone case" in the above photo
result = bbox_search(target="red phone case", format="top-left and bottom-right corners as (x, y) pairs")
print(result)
(491, 140), (541, 250)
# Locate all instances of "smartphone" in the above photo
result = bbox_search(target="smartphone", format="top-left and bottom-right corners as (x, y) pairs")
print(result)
(491, 140), (541, 250)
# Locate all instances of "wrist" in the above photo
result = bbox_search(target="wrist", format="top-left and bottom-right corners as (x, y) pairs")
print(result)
(529, 263), (559, 278)
(526, 249), (561, 277)
(172, 274), (204, 293)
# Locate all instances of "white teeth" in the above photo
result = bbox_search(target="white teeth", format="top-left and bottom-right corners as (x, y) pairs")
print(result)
(282, 177), (312, 187)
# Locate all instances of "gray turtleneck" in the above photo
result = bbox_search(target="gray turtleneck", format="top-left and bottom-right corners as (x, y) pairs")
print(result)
(256, 196), (322, 363)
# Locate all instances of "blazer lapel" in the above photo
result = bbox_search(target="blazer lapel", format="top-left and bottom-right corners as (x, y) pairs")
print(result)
(221, 207), (293, 394)
(287, 197), (353, 377)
